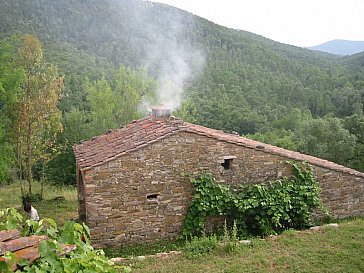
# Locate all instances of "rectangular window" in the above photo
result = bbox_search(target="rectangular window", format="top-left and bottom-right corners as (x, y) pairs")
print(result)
(146, 193), (159, 202)
(220, 156), (237, 170)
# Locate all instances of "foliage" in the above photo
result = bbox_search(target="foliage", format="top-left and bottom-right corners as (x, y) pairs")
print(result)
(11, 34), (63, 195)
(182, 173), (234, 236)
(0, 208), (24, 230)
(249, 111), (363, 172)
(296, 116), (357, 165)
(85, 65), (157, 136)
(0, 208), (129, 273)
(343, 115), (364, 171)
(0, 123), (14, 183)
(0, 37), (23, 184)
(21, 192), (43, 205)
(183, 163), (325, 237)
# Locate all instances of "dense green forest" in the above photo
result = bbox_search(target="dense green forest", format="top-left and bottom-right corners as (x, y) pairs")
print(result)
(0, 0), (363, 190)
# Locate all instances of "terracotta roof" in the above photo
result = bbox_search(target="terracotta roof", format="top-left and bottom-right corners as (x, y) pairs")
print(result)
(0, 229), (76, 271)
(73, 116), (364, 178)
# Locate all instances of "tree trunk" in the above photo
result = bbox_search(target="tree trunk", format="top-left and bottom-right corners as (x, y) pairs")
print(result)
(27, 122), (32, 194)
(40, 164), (45, 198)
(17, 138), (25, 197)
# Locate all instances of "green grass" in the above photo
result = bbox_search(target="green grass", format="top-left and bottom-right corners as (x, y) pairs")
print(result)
(0, 181), (78, 225)
(126, 218), (364, 273)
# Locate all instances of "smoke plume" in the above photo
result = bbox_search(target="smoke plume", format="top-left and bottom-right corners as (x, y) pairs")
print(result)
(130, 1), (205, 111)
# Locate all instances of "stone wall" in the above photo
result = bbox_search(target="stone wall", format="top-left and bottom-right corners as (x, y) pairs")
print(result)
(81, 131), (364, 248)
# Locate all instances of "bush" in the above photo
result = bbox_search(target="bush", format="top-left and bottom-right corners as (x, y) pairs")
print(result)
(21, 193), (43, 205)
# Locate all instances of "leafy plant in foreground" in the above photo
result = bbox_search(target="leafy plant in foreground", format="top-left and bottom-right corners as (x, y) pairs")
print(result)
(0, 208), (130, 272)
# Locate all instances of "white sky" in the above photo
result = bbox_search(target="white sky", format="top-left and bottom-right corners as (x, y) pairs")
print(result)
(149, 0), (364, 47)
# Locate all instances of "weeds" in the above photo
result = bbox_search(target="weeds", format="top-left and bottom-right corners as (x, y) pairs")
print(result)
(183, 233), (218, 259)
(223, 220), (240, 253)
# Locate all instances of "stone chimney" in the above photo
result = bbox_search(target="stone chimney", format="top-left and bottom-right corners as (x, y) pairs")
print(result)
(151, 105), (171, 119)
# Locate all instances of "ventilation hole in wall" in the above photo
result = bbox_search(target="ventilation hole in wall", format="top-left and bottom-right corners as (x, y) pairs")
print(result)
(146, 193), (159, 201)
(221, 158), (233, 170)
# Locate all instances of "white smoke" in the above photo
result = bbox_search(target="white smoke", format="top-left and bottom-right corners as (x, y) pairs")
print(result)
(154, 45), (192, 110)
(130, 1), (205, 111)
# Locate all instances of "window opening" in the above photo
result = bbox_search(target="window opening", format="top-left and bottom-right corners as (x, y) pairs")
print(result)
(220, 156), (237, 170)
(146, 193), (159, 200)
(221, 159), (233, 170)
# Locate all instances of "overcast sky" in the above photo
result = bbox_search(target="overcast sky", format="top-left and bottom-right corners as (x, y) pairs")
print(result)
(149, 0), (364, 47)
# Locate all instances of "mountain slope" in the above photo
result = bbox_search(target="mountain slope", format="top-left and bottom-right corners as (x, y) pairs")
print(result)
(0, 0), (362, 134)
(309, 40), (364, 56)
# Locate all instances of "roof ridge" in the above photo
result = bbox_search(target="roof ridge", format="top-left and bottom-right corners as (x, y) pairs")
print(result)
(184, 122), (364, 178)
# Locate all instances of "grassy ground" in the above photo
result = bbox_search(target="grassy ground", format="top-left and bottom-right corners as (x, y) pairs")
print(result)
(126, 218), (364, 273)
(0, 181), (78, 225)
(105, 238), (186, 258)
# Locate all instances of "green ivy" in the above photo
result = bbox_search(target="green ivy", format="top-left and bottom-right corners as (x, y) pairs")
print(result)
(182, 162), (326, 237)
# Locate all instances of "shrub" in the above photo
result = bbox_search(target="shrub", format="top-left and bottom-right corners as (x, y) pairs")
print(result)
(21, 193), (43, 205)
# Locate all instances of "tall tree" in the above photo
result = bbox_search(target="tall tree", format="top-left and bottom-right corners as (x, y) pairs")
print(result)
(0, 37), (24, 183)
(86, 77), (118, 135)
(114, 65), (157, 124)
(13, 34), (63, 194)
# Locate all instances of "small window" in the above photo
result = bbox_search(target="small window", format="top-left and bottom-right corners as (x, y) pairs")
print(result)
(220, 156), (237, 170)
(146, 193), (159, 201)
(221, 159), (233, 170)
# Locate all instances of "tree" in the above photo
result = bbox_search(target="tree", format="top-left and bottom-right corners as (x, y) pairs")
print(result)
(114, 65), (157, 124)
(0, 37), (24, 183)
(86, 77), (119, 135)
(86, 66), (157, 135)
(297, 117), (357, 166)
(46, 108), (93, 185)
(343, 115), (364, 172)
(13, 34), (63, 194)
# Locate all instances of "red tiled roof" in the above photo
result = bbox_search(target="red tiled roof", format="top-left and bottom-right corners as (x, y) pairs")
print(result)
(73, 116), (185, 170)
(73, 116), (364, 178)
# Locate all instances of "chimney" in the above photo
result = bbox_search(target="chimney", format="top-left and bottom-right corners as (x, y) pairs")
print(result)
(151, 105), (171, 119)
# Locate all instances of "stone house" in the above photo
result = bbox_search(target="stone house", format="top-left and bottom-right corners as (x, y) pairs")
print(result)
(73, 106), (364, 248)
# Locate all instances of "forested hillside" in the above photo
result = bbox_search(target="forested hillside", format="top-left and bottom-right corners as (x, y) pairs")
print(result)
(0, 0), (363, 187)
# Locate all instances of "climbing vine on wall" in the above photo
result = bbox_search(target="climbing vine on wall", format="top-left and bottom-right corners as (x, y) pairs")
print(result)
(182, 162), (326, 237)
